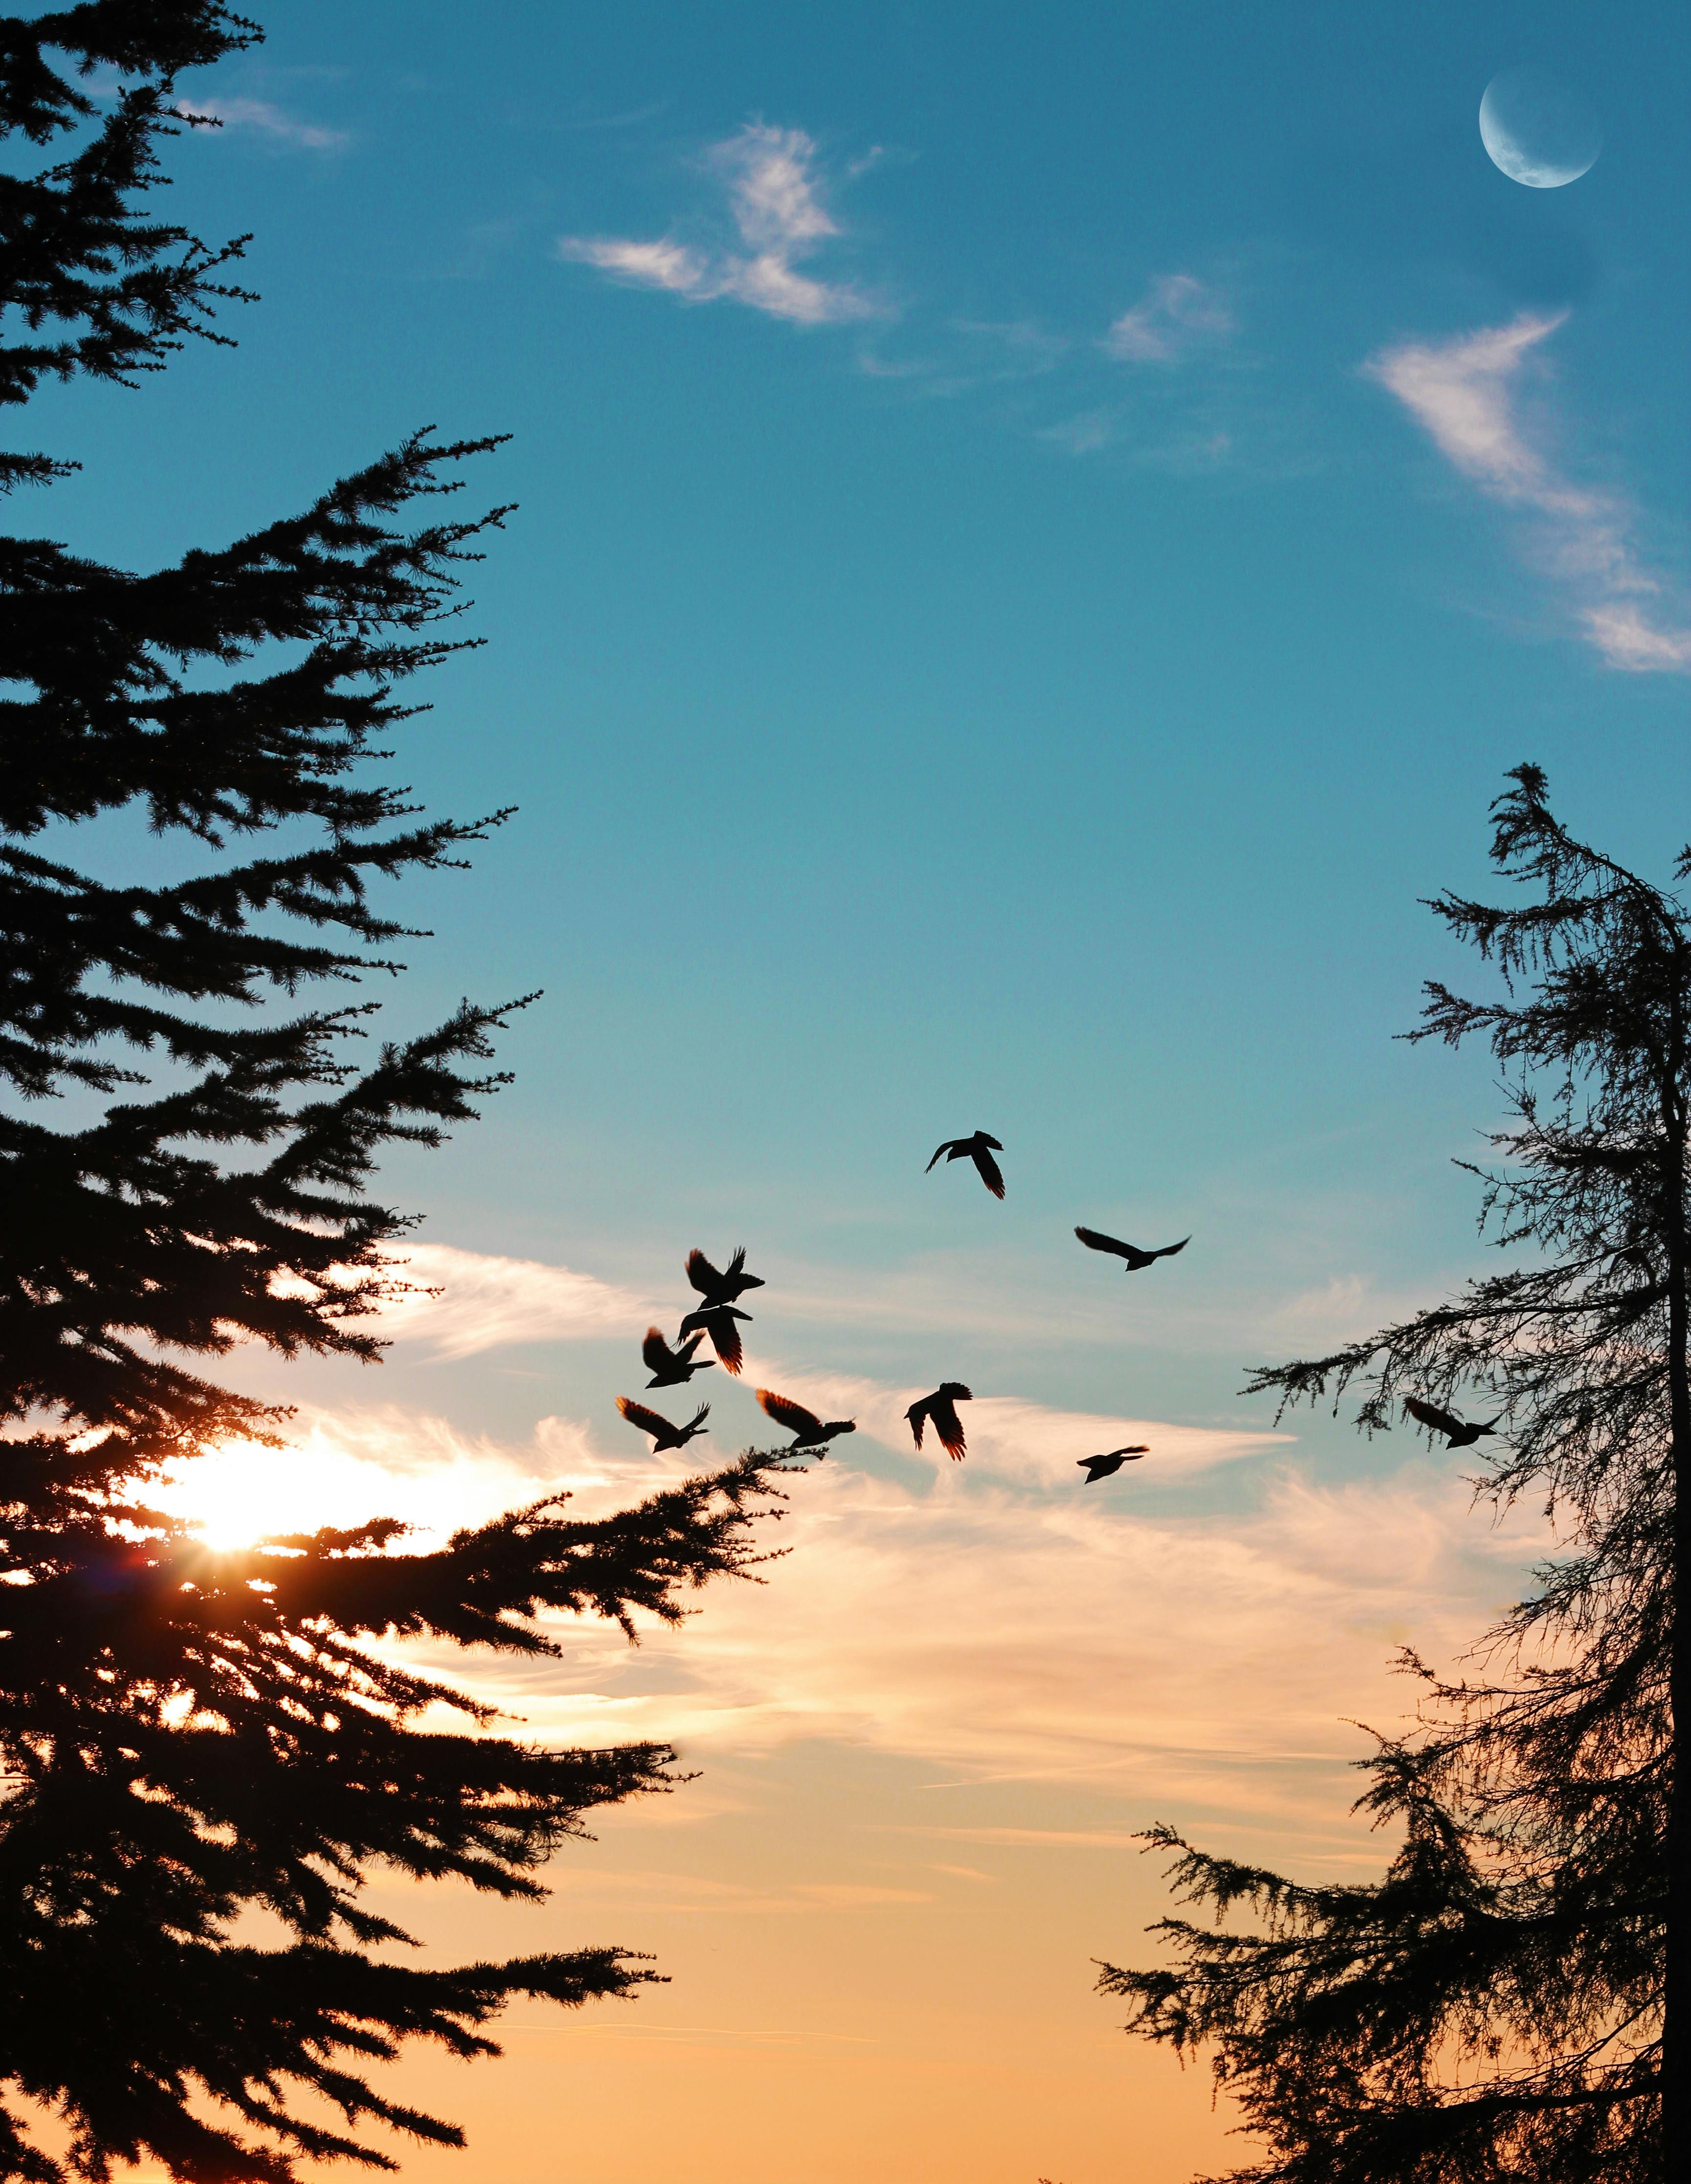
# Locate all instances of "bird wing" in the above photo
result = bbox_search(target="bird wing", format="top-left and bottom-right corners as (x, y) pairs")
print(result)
(980, 1134), (1004, 1150)
(1404, 1396), (1466, 1439)
(927, 1140), (960, 1172)
(686, 1248), (722, 1298)
(1105, 1446), (1150, 1459)
(678, 1305), (708, 1338)
(616, 1397), (672, 1440)
(972, 1145), (1006, 1199)
(1075, 1225), (1131, 1258)
(931, 1396), (967, 1460)
(723, 1245), (747, 1284)
(936, 1381), (973, 1401)
(1152, 1236), (1191, 1260)
(685, 1403), (711, 1434)
(905, 1399), (928, 1448)
(641, 1327), (674, 1373)
(707, 1312), (744, 1375)
(757, 1389), (824, 1441)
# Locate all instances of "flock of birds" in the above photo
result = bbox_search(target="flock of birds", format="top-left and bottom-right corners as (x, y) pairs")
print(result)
(613, 1129), (1501, 1478)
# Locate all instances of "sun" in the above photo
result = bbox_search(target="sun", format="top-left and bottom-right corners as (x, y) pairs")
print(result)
(153, 1429), (409, 1552)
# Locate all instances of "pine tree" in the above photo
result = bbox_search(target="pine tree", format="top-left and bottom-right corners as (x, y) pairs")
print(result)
(1099, 766), (1671, 2181)
(0, 11), (804, 2180)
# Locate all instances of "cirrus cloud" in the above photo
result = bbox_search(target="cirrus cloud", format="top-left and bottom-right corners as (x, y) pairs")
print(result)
(1367, 312), (1691, 674)
(1103, 274), (1234, 364)
(174, 94), (346, 150)
(561, 122), (878, 327)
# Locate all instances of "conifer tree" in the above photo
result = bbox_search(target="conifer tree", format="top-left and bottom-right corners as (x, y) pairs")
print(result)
(0, 10), (803, 2180)
(1100, 766), (1671, 2181)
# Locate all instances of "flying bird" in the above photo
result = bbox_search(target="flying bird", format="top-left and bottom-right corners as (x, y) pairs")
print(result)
(615, 1397), (710, 1452)
(641, 1326), (714, 1388)
(1077, 1445), (1149, 1483)
(906, 1382), (973, 1461)
(1074, 1225), (1190, 1273)
(755, 1388), (856, 1451)
(686, 1245), (765, 1308)
(678, 1302), (751, 1376)
(1404, 1397), (1503, 1449)
(926, 1130), (1006, 1200)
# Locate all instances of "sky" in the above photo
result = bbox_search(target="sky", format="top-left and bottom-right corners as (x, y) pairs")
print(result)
(24, 3), (1691, 2180)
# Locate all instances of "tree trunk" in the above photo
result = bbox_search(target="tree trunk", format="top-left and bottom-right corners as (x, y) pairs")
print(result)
(1664, 996), (1689, 2180)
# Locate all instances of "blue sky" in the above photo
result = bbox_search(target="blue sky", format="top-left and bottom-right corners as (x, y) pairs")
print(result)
(30, 5), (1691, 2176)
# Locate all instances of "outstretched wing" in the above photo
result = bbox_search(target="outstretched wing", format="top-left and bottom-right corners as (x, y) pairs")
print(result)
(972, 1145), (1006, 1199)
(707, 1312), (744, 1375)
(641, 1327), (675, 1374)
(1152, 1235), (1191, 1260)
(757, 1388), (825, 1441)
(685, 1403), (711, 1434)
(927, 1140), (960, 1172)
(616, 1396), (673, 1440)
(722, 1245), (747, 1283)
(686, 1248), (722, 1298)
(1104, 1446), (1150, 1460)
(906, 1400), (928, 1449)
(931, 1397), (967, 1461)
(1405, 1396), (1466, 1439)
(1075, 1225), (1131, 1258)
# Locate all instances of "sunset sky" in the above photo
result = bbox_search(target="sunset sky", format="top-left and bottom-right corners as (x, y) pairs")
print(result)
(37, 2), (1691, 2178)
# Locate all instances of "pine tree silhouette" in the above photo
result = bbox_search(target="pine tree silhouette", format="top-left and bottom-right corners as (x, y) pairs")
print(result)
(1100, 768), (1669, 2181)
(0, 12), (804, 2180)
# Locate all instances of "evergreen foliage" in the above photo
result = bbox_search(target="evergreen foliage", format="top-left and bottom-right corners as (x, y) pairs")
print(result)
(1100, 766), (1673, 2181)
(0, 10), (804, 2179)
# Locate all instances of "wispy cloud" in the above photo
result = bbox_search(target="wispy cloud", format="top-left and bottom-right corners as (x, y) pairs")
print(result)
(561, 122), (877, 327)
(729, 1358), (1285, 1489)
(375, 1243), (652, 1358)
(175, 95), (346, 150)
(1103, 274), (1234, 364)
(1368, 313), (1691, 673)
(158, 1389), (1544, 1831)
(151, 1284), (1554, 1838)
(1037, 408), (1117, 456)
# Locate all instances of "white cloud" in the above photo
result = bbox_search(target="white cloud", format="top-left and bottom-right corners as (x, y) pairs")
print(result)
(150, 1326), (1553, 1833)
(731, 1357), (1284, 1488)
(713, 123), (836, 253)
(1038, 409), (1116, 456)
(375, 1243), (651, 1358)
(266, 1408), (1541, 1829)
(1104, 274), (1233, 363)
(176, 96), (346, 150)
(563, 237), (710, 296)
(560, 122), (876, 327)
(1368, 313), (1691, 674)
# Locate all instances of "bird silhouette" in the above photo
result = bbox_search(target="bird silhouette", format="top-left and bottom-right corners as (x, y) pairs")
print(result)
(755, 1388), (856, 1450)
(906, 1382), (973, 1461)
(678, 1301), (751, 1376)
(641, 1326), (714, 1388)
(926, 1131), (1006, 1200)
(686, 1245), (765, 1308)
(1404, 1397), (1503, 1448)
(1077, 1445), (1149, 1483)
(1074, 1225), (1190, 1273)
(615, 1397), (710, 1452)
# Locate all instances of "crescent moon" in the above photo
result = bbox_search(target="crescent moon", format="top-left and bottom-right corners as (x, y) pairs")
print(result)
(1480, 66), (1602, 189)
